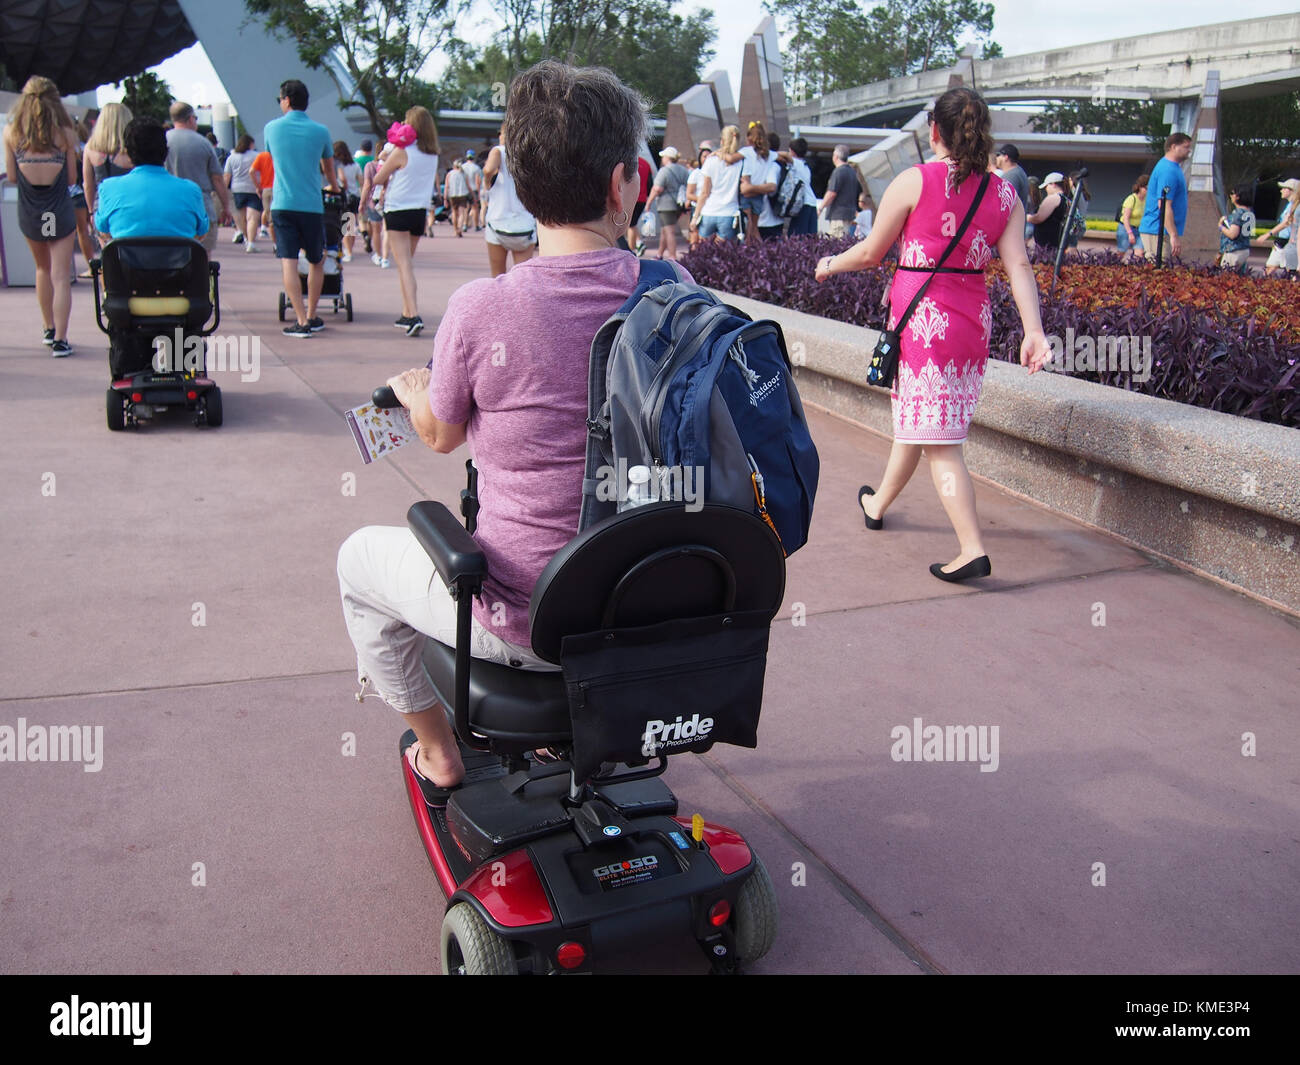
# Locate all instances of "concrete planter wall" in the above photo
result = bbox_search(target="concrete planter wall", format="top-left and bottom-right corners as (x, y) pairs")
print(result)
(713, 290), (1300, 617)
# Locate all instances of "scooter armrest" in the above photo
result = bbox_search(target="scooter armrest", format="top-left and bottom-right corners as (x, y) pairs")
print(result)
(407, 500), (487, 597)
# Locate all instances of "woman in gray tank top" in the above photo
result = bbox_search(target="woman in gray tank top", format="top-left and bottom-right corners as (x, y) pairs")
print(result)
(3, 76), (80, 356)
(82, 101), (134, 215)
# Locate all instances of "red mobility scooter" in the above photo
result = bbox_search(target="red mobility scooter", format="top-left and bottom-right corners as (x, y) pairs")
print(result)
(380, 397), (784, 974)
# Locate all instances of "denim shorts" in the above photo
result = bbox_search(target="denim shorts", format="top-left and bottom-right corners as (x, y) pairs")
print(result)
(233, 191), (263, 212)
(272, 209), (325, 263)
(699, 214), (738, 241)
(738, 194), (764, 216)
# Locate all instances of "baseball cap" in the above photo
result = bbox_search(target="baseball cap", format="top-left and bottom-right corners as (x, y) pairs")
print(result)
(1278, 178), (1299, 193)
(466, 149), (475, 158)
(659, 146), (679, 160)
(698, 140), (715, 151)
(1042, 171), (1065, 185)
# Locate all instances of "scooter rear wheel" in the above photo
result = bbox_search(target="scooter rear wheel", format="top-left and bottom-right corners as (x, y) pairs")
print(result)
(106, 389), (125, 431)
(441, 903), (518, 975)
(732, 854), (779, 965)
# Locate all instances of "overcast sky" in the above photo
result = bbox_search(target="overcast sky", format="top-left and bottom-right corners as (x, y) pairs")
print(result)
(114, 1), (1299, 109)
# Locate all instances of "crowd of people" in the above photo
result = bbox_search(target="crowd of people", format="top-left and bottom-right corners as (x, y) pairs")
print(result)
(650, 119), (1296, 279)
(2, 74), (544, 351)
(6, 70), (1295, 360)
(628, 125), (875, 258)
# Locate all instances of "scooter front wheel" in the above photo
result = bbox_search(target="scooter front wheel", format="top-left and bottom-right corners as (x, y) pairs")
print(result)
(441, 903), (518, 975)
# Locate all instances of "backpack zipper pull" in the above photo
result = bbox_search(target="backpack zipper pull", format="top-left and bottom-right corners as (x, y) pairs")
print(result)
(730, 338), (761, 388)
(747, 454), (786, 555)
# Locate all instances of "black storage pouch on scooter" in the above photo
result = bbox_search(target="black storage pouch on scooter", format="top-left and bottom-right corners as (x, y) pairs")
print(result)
(560, 609), (772, 782)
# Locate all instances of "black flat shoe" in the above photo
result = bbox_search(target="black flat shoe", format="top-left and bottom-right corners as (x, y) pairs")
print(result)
(929, 556), (991, 583)
(858, 485), (883, 530)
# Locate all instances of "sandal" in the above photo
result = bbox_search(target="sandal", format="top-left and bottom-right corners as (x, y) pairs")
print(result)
(531, 746), (567, 765)
(402, 734), (462, 808)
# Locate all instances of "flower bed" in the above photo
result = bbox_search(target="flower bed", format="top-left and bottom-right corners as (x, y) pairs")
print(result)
(679, 237), (1300, 429)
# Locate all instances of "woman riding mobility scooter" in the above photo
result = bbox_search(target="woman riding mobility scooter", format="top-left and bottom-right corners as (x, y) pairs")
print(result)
(91, 236), (223, 429)
(373, 391), (783, 974)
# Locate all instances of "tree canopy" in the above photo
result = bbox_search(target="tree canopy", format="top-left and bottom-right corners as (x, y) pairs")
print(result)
(118, 71), (173, 124)
(244, 0), (714, 131)
(245, 0), (468, 135)
(1220, 89), (1300, 191)
(442, 0), (716, 116)
(1029, 98), (1167, 155)
(767, 0), (999, 103)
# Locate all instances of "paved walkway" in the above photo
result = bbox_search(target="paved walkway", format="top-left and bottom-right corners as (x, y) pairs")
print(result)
(1, 225), (1296, 974)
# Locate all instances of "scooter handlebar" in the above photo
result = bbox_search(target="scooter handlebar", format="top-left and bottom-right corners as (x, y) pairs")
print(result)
(372, 386), (400, 409)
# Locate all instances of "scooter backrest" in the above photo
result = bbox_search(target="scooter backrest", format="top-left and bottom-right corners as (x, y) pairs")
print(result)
(101, 238), (211, 329)
(528, 502), (786, 665)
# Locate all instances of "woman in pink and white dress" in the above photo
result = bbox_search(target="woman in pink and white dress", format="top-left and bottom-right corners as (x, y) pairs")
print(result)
(815, 87), (1052, 582)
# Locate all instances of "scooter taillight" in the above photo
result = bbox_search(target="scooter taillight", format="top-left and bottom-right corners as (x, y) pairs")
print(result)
(555, 942), (586, 970)
(130, 392), (143, 403)
(186, 390), (198, 401)
(708, 899), (731, 927)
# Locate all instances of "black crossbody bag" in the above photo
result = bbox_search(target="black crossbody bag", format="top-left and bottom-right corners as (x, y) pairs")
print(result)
(867, 170), (992, 389)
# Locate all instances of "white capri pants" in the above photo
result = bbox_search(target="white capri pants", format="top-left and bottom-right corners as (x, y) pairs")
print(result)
(337, 525), (556, 715)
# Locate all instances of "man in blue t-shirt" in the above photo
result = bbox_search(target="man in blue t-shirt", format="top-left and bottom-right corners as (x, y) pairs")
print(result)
(1138, 132), (1192, 260)
(95, 117), (209, 241)
(264, 79), (337, 338)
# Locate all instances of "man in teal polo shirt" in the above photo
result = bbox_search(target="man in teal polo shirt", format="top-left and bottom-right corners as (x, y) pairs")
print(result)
(264, 79), (337, 338)
(95, 117), (209, 241)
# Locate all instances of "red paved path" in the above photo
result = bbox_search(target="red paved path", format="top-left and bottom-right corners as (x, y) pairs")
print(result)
(1, 225), (1296, 974)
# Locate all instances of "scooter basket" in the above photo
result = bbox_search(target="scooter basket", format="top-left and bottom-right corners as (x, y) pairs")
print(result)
(560, 610), (771, 782)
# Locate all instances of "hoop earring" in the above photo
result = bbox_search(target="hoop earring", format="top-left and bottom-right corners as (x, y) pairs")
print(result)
(611, 209), (629, 230)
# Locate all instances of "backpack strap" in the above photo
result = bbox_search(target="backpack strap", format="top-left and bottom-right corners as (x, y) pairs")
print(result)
(893, 170), (990, 335)
(580, 257), (686, 528)
(637, 257), (678, 286)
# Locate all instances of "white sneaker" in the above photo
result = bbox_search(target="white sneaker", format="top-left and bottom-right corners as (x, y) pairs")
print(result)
(341, 252), (352, 262)
(258, 226), (270, 238)
(244, 242), (259, 253)
(380, 258), (391, 269)
(371, 253), (382, 266)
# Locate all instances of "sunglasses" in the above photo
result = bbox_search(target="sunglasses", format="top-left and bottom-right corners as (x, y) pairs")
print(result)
(926, 110), (934, 125)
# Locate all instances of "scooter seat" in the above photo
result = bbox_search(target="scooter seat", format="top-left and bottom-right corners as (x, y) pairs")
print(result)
(421, 638), (571, 745)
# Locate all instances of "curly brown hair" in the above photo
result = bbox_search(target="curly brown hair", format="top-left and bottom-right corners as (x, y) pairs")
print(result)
(930, 87), (994, 190)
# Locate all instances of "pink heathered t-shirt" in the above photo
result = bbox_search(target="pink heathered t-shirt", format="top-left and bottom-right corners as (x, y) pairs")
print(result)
(428, 248), (692, 651)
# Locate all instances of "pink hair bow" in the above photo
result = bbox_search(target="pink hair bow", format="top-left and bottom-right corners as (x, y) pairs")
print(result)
(386, 122), (416, 148)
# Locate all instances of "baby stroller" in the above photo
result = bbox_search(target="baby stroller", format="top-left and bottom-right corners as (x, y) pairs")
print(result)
(91, 237), (223, 430)
(278, 190), (353, 322)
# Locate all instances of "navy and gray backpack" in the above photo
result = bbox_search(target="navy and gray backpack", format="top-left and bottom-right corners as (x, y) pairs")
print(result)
(579, 259), (819, 554)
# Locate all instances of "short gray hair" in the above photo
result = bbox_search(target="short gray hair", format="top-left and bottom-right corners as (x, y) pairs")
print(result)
(503, 61), (648, 226)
